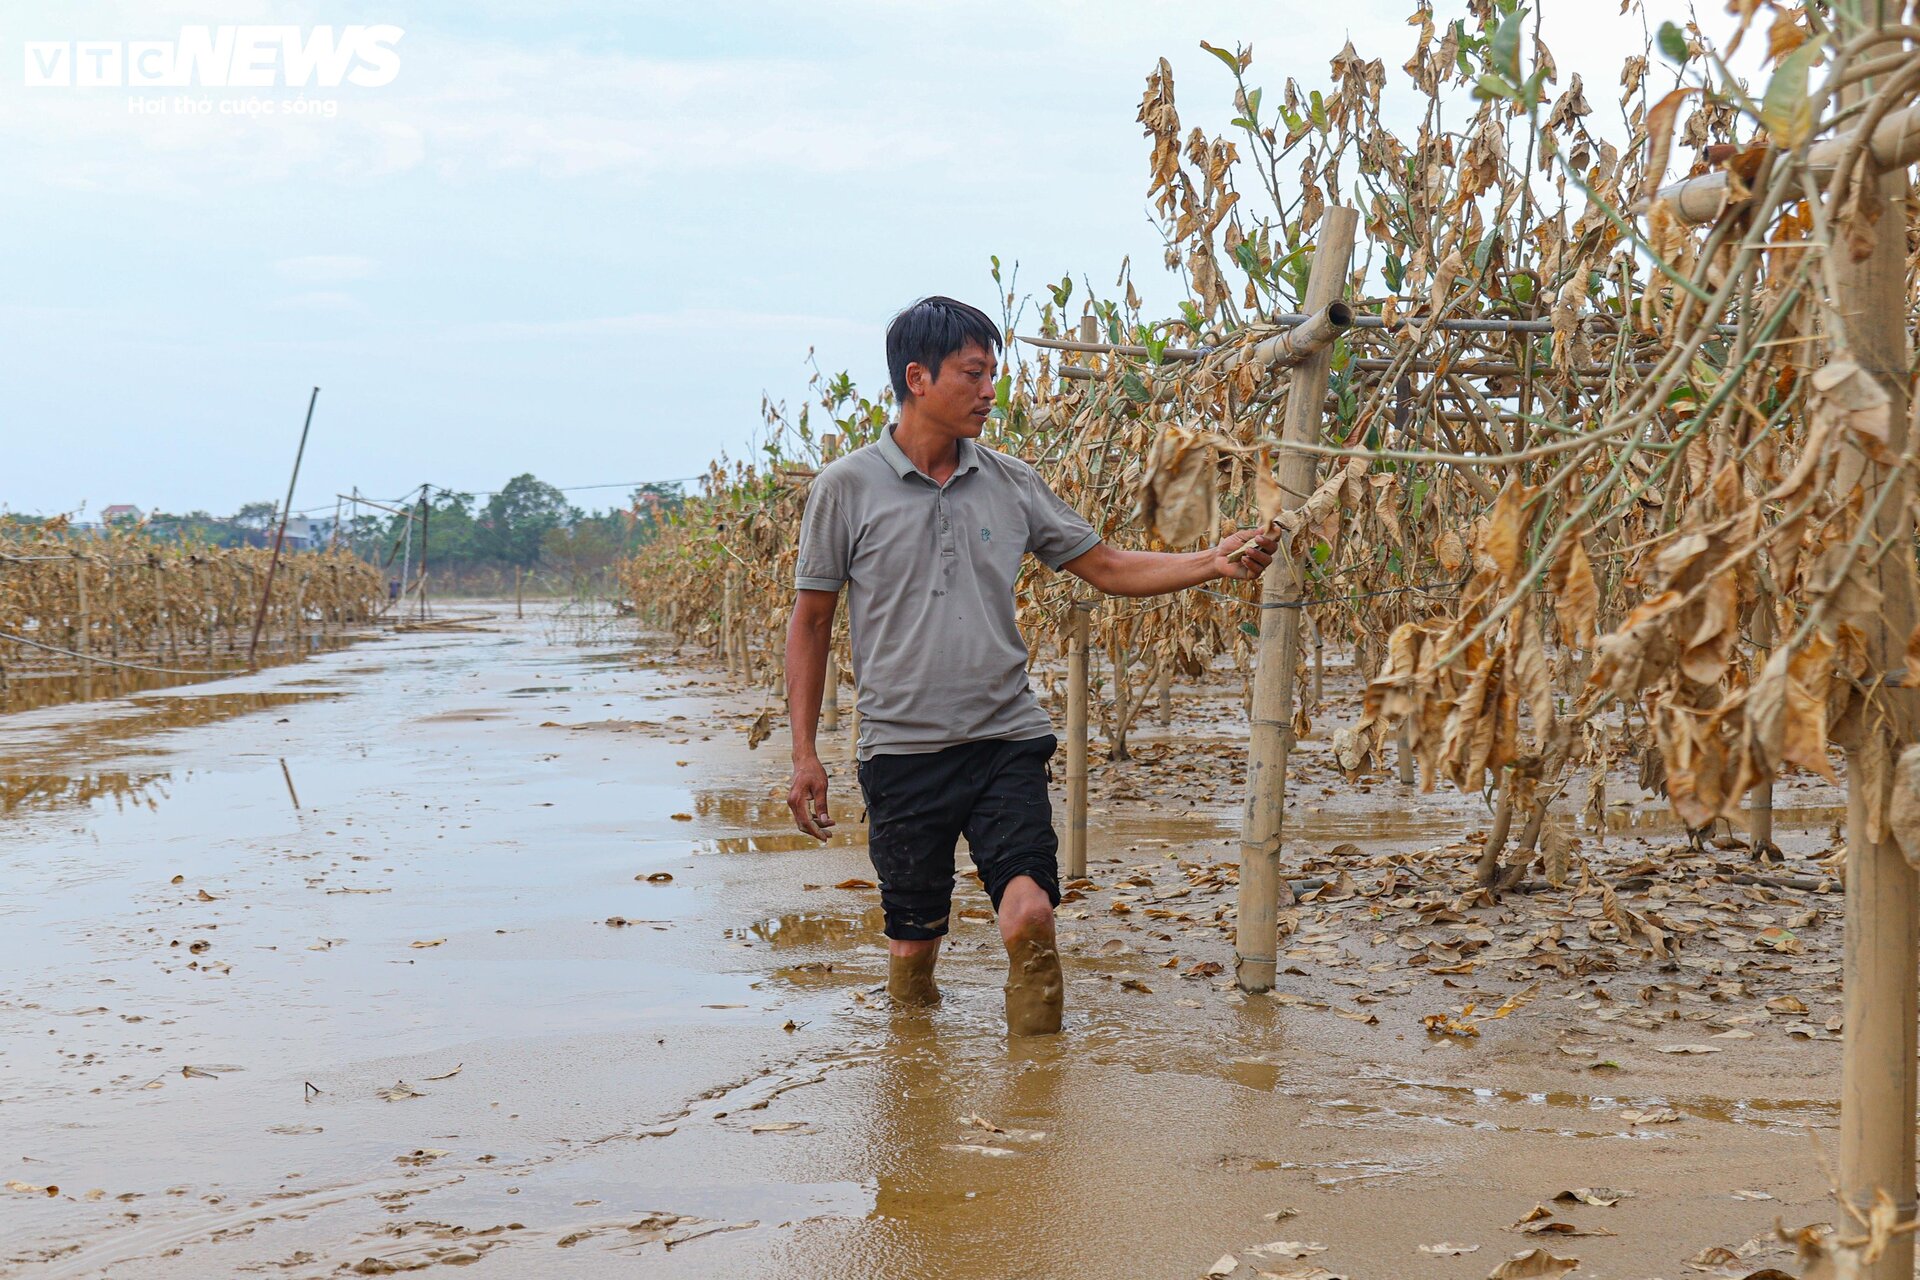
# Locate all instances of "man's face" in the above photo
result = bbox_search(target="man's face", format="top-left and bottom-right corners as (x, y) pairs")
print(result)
(908, 341), (997, 437)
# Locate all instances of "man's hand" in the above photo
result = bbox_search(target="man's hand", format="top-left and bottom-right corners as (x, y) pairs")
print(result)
(1213, 527), (1278, 580)
(788, 755), (836, 841)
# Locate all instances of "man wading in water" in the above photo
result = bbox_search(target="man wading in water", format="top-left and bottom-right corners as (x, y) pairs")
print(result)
(785, 296), (1276, 1036)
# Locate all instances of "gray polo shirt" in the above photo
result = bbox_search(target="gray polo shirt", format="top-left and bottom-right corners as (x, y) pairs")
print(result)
(795, 426), (1101, 759)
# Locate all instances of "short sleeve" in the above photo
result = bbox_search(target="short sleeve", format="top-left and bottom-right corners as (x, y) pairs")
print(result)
(1021, 465), (1101, 570)
(793, 469), (851, 591)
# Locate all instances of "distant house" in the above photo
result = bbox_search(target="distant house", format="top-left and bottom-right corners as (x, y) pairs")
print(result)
(282, 516), (333, 550)
(100, 504), (143, 523)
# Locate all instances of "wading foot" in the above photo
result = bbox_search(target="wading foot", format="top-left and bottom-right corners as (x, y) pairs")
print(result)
(1003, 933), (1063, 1036)
(887, 948), (941, 1007)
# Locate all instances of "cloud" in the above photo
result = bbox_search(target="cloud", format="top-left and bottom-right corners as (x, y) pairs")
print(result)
(267, 289), (361, 311)
(443, 306), (877, 343)
(273, 253), (374, 283)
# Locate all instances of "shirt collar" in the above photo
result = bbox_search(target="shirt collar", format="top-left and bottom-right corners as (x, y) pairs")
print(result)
(878, 424), (982, 484)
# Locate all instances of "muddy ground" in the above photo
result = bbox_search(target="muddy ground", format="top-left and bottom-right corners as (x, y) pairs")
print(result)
(0, 608), (1860, 1279)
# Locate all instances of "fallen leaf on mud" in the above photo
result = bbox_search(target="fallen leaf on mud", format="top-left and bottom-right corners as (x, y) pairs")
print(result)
(1686, 1245), (1740, 1270)
(1120, 979), (1153, 994)
(408, 938), (446, 949)
(1554, 1188), (1630, 1207)
(1555, 1044), (1596, 1058)
(644, 872), (674, 883)
(1207, 1256), (1238, 1278)
(1185, 960), (1225, 979)
(670, 813), (693, 821)
(308, 938), (345, 951)
(1656, 1044), (1721, 1054)
(395, 1148), (450, 1166)
(1263, 1208), (1300, 1223)
(1486, 1249), (1577, 1279)
(1753, 927), (1803, 954)
(1731, 1189), (1775, 1200)
(1765, 996), (1809, 1015)
(1620, 1107), (1681, 1125)
(749, 1121), (808, 1133)
(5, 1182), (58, 1197)
(267, 1123), (322, 1135)
(1423, 1011), (1480, 1037)
(376, 1081), (425, 1101)
(1251, 1242), (1327, 1259)
(605, 916), (633, 927)
(1420, 1243), (1480, 1256)
(196, 889), (218, 901)
(424, 1064), (463, 1081)
(180, 1059), (236, 1082)
(170, 874), (184, 884)
(834, 878), (876, 890)
(188, 940), (211, 954)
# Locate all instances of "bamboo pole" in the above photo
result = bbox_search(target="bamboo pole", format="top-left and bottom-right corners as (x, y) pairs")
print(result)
(822, 646), (840, 731)
(1236, 205), (1357, 992)
(721, 566), (737, 676)
(1065, 600), (1092, 879)
(1833, 17), (1920, 1267)
(1155, 660), (1173, 729)
(74, 555), (91, 699)
(247, 386), (319, 667)
(1395, 719), (1416, 786)
(516, 567), (524, 620)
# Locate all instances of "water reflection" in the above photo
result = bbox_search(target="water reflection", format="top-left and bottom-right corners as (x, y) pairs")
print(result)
(0, 769), (174, 817)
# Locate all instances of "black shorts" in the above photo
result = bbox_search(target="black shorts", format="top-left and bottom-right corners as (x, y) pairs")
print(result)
(855, 735), (1061, 941)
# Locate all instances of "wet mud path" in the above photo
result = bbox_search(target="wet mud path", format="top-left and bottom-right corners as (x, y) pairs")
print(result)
(0, 614), (1854, 1278)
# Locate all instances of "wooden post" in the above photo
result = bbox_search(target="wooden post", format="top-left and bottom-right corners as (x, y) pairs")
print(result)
(516, 567), (524, 620)
(247, 386), (319, 666)
(74, 556), (92, 698)
(1236, 205), (1357, 992)
(822, 647), (840, 731)
(1311, 617), (1325, 708)
(1833, 16), (1920, 1269)
(1155, 661), (1173, 729)
(721, 566), (737, 676)
(1065, 600), (1092, 878)
(1110, 641), (1132, 762)
(1396, 719), (1416, 786)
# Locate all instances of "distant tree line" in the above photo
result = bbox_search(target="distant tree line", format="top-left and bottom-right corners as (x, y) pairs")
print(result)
(6, 475), (684, 593)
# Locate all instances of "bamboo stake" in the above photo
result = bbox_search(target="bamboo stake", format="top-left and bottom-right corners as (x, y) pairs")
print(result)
(1833, 21), (1920, 1268)
(516, 566), (524, 620)
(1396, 719), (1416, 786)
(721, 566), (737, 676)
(1155, 660), (1173, 729)
(247, 386), (319, 667)
(1066, 600), (1092, 879)
(822, 646), (840, 731)
(1236, 205), (1357, 993)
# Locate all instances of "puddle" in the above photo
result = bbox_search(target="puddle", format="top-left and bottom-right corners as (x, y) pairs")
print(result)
(733, 909), (886, 949)
(0, 768), (174, 817)
(0, 690), (344, 773)
(1598, 803), (1846, 835)
(0, 635), (361, 717)
(1354, 1067), (1838, 1132)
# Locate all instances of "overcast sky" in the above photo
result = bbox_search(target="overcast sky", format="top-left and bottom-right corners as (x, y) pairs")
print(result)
(0, 0), (1673, 519)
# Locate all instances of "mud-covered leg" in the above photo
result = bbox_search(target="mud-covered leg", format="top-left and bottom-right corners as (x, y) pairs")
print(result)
(998, 876), (1062, 1036)
(887, 937), (943, 1006)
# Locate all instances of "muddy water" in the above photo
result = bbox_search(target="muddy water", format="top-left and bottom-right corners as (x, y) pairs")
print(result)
(0, 614), (1847, 1279)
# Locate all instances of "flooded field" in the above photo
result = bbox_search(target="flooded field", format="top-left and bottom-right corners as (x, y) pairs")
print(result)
(0, 610), (1857, 1278)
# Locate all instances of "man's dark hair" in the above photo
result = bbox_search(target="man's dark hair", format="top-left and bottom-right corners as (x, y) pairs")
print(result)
(885, 296), (1002, 401)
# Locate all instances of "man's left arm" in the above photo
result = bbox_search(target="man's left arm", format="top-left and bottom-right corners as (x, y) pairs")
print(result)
(1061, 531), (1276, 598)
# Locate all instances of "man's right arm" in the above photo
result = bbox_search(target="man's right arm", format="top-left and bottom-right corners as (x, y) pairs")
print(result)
(786, 588), (839, 840)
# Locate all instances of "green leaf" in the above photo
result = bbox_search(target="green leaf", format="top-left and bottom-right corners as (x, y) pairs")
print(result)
(1656, 21), (1688, 64)
(1238, 621), (1260, 638)
(1760, 37), (1824, 148)
(1473, 73), (1516, 102)
(1246, 87), (1261, 118)
(1199, 41), (1241, 75)
(1489, 8), (1526, 83)
(1310, 541), (1332, 566)
(1121, 372), (1152, 404)
(1508, 274), (1534, 303)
